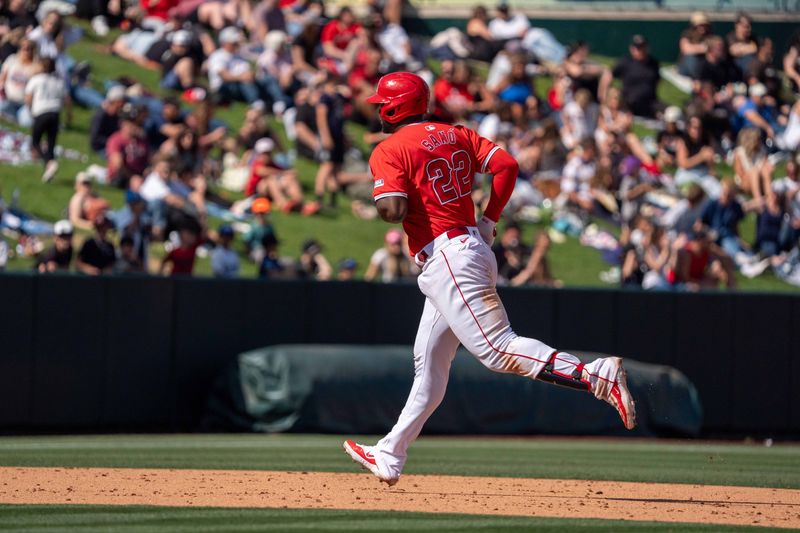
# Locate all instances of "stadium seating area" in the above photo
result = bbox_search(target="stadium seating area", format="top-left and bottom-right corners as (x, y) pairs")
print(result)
(1, 0), (799, 290)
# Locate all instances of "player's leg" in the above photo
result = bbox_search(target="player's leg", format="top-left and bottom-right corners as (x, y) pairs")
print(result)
(423, 238), (635, 429)
(344, 297), (459, 483)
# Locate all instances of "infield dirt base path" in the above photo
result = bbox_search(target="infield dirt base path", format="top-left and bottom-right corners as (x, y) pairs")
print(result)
(1, 467), (799, 529)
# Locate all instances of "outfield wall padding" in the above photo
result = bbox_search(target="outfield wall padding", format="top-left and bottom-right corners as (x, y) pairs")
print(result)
(202, 345), (703, 437)
(0, 273), (798, 436)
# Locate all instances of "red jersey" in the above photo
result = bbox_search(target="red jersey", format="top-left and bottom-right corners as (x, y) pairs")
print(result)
(370, 122), (500, 255)
(320, 21), (360, 51)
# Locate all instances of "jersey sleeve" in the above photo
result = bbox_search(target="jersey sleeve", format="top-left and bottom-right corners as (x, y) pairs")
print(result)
(370, 145), (408, 202)
(460, 125), (501, 174)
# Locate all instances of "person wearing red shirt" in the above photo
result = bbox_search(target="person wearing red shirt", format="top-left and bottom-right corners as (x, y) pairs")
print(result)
(432, 59), (475, 122)
(343, 72), (637, 487)
(245, 137), (305, 213)
(106, 108), (150, 189)
(160, 226), (200, 276)
(319, 6), (361, 73)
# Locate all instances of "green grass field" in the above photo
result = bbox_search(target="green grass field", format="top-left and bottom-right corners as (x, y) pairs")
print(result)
(1, 22), (796, 291)
(0, 434), (798, 531)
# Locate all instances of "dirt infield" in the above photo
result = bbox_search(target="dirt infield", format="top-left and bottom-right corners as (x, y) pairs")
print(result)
(1, 467), (799, 529)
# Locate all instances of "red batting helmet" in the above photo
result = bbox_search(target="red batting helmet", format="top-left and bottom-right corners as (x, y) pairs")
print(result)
(366, 72), (429, 124)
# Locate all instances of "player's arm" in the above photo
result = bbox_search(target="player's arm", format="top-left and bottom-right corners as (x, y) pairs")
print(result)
(469, 129), (519, 245)
(376, 196), (407, 223)
(371, 146), (409, 223)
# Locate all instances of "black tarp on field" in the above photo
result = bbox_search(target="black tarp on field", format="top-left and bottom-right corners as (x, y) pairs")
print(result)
(203, 345), (702, 437)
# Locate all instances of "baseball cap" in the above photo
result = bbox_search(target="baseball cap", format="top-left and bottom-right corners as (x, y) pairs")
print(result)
(53, 219), (73, 236)
(76, 171), (92, 184)
(219, 26), (242, 45)
(252, 197), (272, 214)
(339, 258), (357, 270)
(302, 238), (321, 254)
(664, 106), (682, 123)
(171, 29), (192, 46)
(218, 224), (234, 237)
(750, 83), (767, 97)
(631, 35), (648, 48)
(385, 228), (403, 244)
(690, 11), (710, 26)
(105, 85), (126, 103)
(264, 30), (287, 52)
(254, 137), (275, 154)
(125, 190), (144, 204)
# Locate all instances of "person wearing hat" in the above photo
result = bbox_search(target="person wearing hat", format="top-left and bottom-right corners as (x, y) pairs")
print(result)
(68, 172), (110, 231)
(245, 137), (305, 213)
(679, 12), (713, 79)
(336, 258), (358, 281)
(76, 214), (117, 276)
(211, 224), (240, 278)
(255, 30), (294, 114)
(364, 228), (416, 283)
(656, 106), (684, 168)
(244, 197), (276, 264)
(207, 26), (262, 104)
(105, 103), (150, 189)
(89, 85), (126, 155)
(37, 220), (74, 273)
(610, 34), (662, 118)
(298, 238), (332, 281)
(159, 30), (198, 91)
(734, 82), (775, 140)
(112, 189), (152, 268)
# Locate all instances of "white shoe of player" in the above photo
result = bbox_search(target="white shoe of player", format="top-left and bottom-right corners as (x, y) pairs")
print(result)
(343, 439), (399, 486)
(603, 357), (637, 430)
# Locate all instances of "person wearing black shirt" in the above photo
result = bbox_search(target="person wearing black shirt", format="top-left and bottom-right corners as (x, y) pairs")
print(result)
(37, 220), (74, 272)
(611, 35), (662, 118)
(157, 30), (198, 91)
(89, 86), (125, 154)
(696, 35), (738, 90)
(76, 215), (116, 275)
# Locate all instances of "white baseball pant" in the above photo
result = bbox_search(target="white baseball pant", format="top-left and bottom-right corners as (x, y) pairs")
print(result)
(374, 227), (620, 479)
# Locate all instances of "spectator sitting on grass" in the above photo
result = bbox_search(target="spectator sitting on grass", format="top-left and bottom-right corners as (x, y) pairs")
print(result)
(755, 193), (785, 259)
(695, 35), (737, 92)
(733, 128), (773, 207)
(560, 138), (597, 213)
(211, 224), (240, 278)
(89, 86), (125, 155)
(113, 190), (151, 268)
(488, 3), (530, 45)
(656, 106), (684, 169)
(258, 232), (285, 279)
(160, 224), (201, 276)
(298, 239), (332, 281)
(76, 214), (116, 276)
(364, 229), (415, 283)
(245, 137), (304, 213)
(208, 26), (262, 104)
(508, 231), (560, 287)
(726, 12), (759, 76)
(68, 172), (110, 231)
(0, 37), (38, 127)
(674, 115), (719, 198)
(678, 12), (713, 79)
(666, 229), (736, 291)
(244, 197), (275, 264)
(114, 235), (145, 274)
(158, 30), (198, 92)
(36, 219), (73, 273)
(611, 34), (661, 118)
(734, 83), (776, 140)
(106, 104), (150, 189)
(337, 257), (358, 281)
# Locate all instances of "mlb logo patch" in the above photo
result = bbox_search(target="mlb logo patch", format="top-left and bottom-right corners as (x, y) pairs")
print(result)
(374, 179), (384, 189)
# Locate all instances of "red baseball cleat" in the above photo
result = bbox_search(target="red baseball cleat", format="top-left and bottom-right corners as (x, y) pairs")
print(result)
(343, 440), (399, 486)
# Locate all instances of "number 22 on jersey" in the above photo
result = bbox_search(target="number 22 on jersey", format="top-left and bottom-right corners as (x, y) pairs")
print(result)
(426, 150), (473, 205)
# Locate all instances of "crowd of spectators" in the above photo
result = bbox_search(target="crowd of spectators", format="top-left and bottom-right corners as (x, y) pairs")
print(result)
(1, 0), (800, 289)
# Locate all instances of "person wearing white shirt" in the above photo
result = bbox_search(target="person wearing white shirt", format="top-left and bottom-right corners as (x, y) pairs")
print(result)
(0, 39), (39, 126)
(488, 4), (530, 42)
(25, 58), (65, 183)
(207, 27), (262, 104)
(561, 139), (598, 212)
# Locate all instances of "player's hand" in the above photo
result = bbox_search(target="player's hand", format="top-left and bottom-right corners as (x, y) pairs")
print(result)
(477, 216), (497, 247)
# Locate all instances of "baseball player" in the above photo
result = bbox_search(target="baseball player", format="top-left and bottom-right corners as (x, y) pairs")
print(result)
(343, 72), (636, 486)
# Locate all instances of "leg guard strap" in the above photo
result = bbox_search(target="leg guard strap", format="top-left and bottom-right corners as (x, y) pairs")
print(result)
(536, 352), (590, 392)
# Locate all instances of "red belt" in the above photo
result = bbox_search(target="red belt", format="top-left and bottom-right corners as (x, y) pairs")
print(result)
(416, 226), (470, 264)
